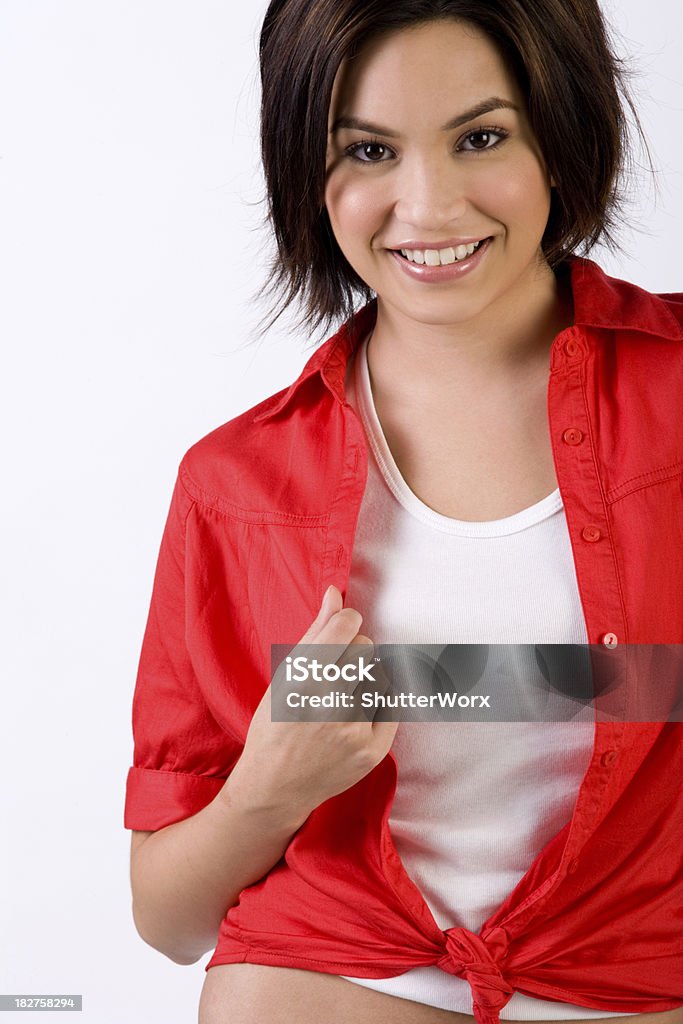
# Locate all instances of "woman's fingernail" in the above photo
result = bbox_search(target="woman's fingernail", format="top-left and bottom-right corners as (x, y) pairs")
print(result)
(321, 584), (335, 610)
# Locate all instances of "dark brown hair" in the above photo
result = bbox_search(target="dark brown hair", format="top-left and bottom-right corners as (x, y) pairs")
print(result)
(256, 0), (652, 340)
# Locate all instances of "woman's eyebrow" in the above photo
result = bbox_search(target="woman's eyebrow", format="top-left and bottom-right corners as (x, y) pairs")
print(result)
(330, 96), (518, 136)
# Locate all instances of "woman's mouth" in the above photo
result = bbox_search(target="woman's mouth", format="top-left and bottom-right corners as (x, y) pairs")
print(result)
(388, 236), (494, 282)
(397, 239), (488, 266)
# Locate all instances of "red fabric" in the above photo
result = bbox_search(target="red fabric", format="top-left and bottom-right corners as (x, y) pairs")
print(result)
(124, 256), (683, 1022)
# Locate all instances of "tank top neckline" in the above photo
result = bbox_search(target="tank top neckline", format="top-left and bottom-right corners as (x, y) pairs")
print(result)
(351, 333), (563, 539)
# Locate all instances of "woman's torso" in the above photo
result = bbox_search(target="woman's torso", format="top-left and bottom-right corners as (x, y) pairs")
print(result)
(198, 347), (679, 1024)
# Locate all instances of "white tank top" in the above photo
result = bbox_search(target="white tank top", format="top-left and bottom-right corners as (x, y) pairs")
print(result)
(338, 336), (633, 1019)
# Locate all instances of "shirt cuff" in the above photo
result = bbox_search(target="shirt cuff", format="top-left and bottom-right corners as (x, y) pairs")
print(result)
(124, 765), (228, 830)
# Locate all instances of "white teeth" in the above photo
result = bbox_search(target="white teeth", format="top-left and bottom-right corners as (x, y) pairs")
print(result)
(399, 239), (485, 266)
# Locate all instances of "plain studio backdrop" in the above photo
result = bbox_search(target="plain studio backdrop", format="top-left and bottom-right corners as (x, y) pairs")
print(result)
(0, 2), (681, 1021)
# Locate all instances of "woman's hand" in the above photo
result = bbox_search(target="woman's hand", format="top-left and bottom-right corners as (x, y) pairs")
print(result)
(227, 585), (399, 822)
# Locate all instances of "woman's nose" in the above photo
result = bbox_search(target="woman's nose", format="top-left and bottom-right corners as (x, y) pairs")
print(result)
(392, 157), (468, 229)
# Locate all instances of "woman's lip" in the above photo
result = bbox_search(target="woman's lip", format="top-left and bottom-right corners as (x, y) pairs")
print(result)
(391, 237), (489, 250)
(388, 236), (493, 282)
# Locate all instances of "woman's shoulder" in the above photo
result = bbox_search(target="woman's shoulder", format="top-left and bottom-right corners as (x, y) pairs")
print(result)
(175, 311), (372, 511)
(569, 257), (683, 343)
(177, 354), (355, 516)
(176, 391), (298, 512)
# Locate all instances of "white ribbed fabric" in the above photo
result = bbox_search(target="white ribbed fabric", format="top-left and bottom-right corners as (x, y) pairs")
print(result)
(338, 336), (633, 1019)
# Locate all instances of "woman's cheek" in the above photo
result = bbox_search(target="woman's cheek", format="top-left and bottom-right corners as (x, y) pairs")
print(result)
(485, 155), (551, 229)
(326, 173), (385, 242)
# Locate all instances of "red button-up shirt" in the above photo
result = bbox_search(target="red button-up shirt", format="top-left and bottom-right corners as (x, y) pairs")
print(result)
(125, 257), (683, 1024)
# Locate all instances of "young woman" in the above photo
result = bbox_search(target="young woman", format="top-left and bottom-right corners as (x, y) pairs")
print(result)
(125, 2), (683, 1024)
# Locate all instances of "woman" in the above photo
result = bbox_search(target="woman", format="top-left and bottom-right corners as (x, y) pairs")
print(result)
(125, 2), (683, 1023)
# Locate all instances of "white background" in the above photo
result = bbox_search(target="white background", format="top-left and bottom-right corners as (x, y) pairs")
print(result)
(0, 2), (681, 1021)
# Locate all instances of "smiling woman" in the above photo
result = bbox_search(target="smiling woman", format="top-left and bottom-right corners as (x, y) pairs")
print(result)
(323, 21), (558, 342)
(125, 2), (683, 1024)
(257, 0), (642, 337)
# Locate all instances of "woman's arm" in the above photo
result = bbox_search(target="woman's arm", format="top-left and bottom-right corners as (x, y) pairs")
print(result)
(130, 769), (312, 966)
(130, 585), (398, 966)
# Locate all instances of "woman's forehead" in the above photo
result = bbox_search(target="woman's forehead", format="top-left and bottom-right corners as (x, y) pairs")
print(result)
(328, 20), (524, 127)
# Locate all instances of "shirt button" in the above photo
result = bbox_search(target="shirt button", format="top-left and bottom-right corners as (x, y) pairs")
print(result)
(567, 858), (580, 874)
(601, 750), (618, 767)
(562, 428), (584, 446)
(581, 525), (602, 542)
(600, 632), (619, 648)
(564, 339), (582, 359)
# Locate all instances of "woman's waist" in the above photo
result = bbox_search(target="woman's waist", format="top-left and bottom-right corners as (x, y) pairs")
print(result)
(199, 963), (683, 1024)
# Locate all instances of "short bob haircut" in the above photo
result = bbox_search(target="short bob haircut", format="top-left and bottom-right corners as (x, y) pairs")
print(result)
(257, 0), (650, 339)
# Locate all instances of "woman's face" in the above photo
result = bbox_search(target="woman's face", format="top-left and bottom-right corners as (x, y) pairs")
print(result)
(324, 19), (555, 330)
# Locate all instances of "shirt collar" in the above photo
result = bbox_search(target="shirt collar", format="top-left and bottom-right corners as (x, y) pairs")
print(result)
(254, 255), (683, 424)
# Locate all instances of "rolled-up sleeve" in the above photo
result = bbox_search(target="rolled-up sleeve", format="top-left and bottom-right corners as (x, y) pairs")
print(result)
(124, 466), (239, 831)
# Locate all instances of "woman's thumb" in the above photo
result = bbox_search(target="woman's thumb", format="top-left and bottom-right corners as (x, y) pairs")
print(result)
(319, 583), (342, 619)
(300, 584), (343, 643)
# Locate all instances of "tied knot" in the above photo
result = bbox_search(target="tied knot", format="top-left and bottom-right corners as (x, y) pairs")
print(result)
(437, 926), (514, 1024)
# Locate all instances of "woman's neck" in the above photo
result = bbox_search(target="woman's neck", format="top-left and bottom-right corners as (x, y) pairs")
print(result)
(366, 260), (574, 409)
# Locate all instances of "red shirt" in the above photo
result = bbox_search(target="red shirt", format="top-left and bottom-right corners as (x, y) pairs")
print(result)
(125, 256), (683, 1024)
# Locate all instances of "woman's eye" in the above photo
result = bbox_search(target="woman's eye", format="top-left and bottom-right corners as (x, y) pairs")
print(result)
(346, 140), (393, 163)
(459, 128), (507, 152)
(344, 127), (508, 163)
